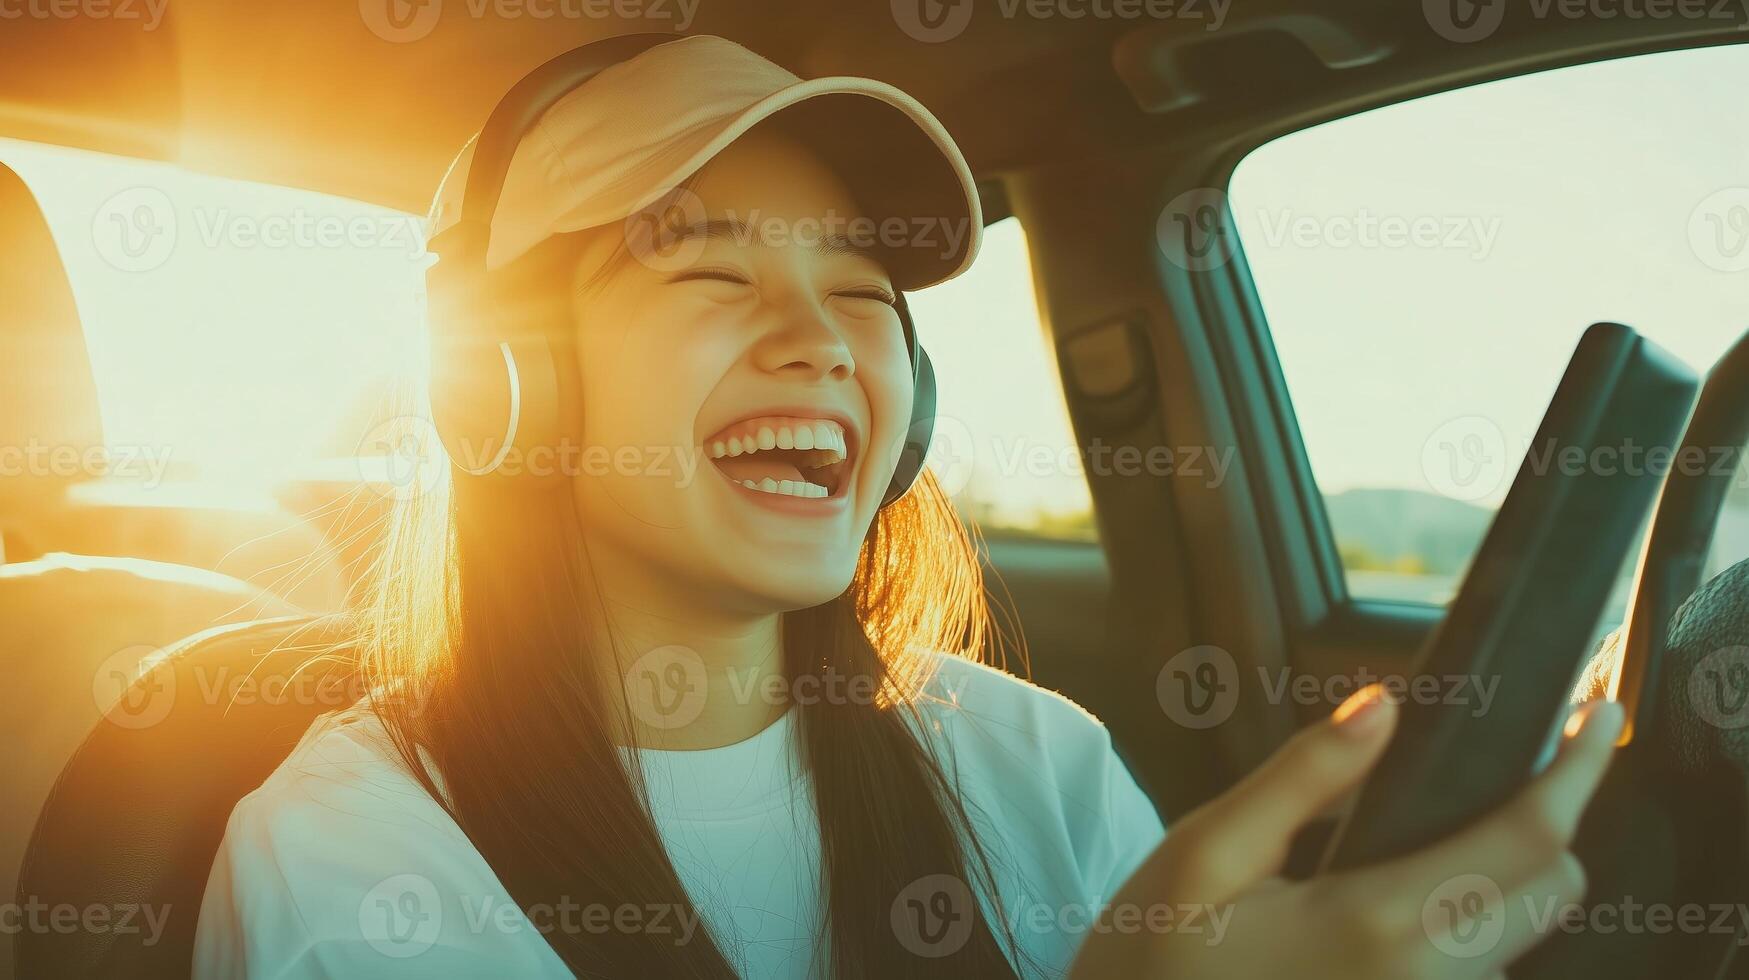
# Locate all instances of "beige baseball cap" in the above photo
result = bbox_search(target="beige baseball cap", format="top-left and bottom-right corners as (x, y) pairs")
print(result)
(427, 34), (982, 291)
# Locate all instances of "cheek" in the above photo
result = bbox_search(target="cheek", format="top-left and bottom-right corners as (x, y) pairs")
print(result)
(569, 325), (728, 527)
(573, 312), (722, 448)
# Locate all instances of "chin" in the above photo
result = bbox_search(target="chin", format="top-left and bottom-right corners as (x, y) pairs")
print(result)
(740, 560), (858, 612)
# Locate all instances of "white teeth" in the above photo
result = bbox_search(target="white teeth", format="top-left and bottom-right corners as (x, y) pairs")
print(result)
(739, 478), (828, 499)
(705, 418), (849, 462)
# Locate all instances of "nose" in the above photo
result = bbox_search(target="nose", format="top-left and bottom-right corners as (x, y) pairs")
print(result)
(751, 298), (855, 383)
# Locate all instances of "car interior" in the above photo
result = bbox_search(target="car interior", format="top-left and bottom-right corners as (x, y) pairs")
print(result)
(3, 2), (1748, 977)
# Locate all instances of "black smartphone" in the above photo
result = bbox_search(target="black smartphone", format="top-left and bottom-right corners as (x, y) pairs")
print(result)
(1321, 322), (1700, 871)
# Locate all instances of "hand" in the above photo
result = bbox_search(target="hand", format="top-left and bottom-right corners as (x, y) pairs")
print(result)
(1069, 686), (1624, 979)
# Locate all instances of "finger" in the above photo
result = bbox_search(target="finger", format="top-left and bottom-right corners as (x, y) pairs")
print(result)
(1518, 699), (1625, 841)
(1491, 851), (1587, 967)
(1405, 851), (1581, 980)
(1372, 699), (1622, 901)
(1166, 685), (1397, 903)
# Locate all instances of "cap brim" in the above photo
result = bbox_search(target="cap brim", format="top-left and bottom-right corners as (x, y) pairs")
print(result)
(572, 77), (983, 292)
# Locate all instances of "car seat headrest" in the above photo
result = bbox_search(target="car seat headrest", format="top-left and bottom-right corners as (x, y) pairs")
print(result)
(0, 162), (104, 521)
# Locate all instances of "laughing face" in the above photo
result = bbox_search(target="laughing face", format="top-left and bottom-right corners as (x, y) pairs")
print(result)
(564, 124), (916, 615)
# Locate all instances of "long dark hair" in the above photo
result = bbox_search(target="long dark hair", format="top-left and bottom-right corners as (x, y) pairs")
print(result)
(350, 214), (1032, 977)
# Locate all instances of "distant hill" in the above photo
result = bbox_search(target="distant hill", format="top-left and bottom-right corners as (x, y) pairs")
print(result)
(1322, 488), (1495, 577)
(1706, 479), (1749, 580)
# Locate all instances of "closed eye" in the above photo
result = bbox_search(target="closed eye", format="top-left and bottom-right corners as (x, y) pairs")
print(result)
(666, 267), (752, 287)
(831, 286), (897, 307)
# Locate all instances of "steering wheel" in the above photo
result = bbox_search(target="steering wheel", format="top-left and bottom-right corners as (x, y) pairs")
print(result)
(1520, 325), (1749, 980)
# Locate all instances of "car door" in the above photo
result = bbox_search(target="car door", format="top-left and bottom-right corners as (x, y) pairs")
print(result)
(992, 10), (1749, 822)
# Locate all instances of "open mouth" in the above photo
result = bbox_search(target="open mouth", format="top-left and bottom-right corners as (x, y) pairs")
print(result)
(704, 415), (853, 500)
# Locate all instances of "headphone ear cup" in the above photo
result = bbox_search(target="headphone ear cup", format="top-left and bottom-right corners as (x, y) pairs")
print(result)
(881, 345), (937, 508)
(427, 277), (567, 479)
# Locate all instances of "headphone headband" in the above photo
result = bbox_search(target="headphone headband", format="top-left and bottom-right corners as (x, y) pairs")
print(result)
(432, 33), (676, 270)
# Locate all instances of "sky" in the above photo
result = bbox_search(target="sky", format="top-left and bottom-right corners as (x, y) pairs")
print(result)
(2, 42), (1744, 527)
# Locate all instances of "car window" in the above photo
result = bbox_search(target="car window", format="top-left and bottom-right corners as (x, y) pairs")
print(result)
(910, 217), (1098, 542)
(0, 143), (1095, 541)
(0, 137), (425, 506)
(1227, 45), (1749, 621)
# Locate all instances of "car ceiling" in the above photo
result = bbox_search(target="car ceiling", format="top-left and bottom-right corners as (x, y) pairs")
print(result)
(0, 1), (1743, 214)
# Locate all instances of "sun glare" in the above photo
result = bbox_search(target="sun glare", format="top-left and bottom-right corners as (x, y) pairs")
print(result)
(1, 137), (1091, 533)
(2, 138), (426, 503)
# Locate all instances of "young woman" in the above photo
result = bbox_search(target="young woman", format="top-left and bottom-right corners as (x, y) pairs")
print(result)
(192, 34), (1622, 979)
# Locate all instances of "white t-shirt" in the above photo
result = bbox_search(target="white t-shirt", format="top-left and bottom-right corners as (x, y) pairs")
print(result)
(192, 653), (1166, 978)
